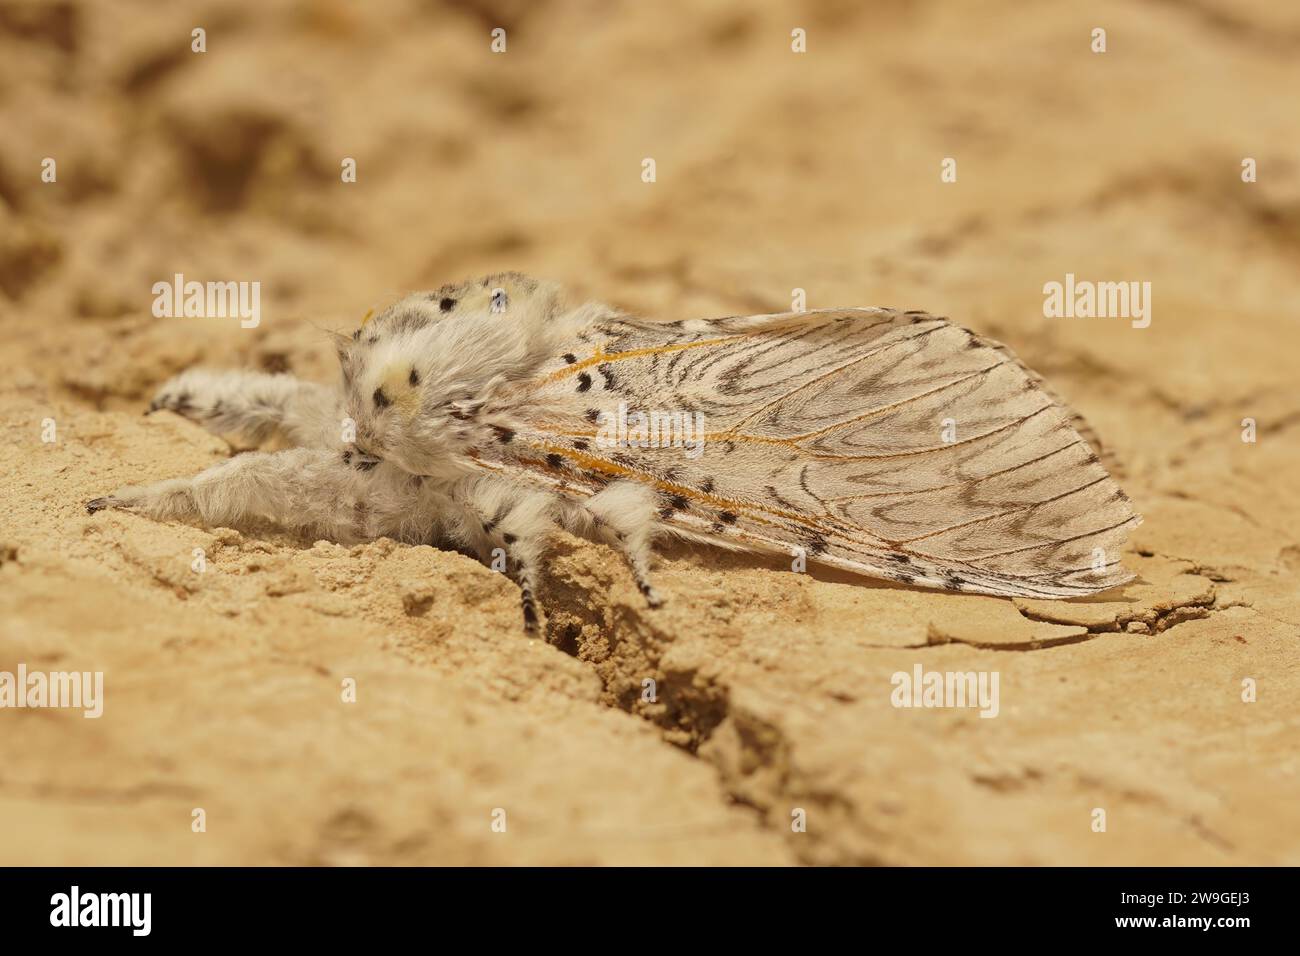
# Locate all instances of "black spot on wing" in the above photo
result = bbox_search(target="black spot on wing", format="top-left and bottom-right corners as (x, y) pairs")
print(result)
(802, 530), (829, 556)
(766, 484), (799, 510)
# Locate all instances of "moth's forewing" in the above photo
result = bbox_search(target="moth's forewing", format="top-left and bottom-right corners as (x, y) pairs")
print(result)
(483, 308), (1140, 598)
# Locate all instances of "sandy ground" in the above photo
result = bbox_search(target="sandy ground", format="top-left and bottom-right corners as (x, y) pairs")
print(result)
(1, 0), (1298, 865)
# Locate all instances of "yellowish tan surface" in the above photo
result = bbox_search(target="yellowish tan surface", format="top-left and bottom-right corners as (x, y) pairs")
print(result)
(1, 0), (1297, 865)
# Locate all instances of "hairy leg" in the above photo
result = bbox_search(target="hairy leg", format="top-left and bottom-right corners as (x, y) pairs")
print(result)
(566, 480), (664, 607)
(444, 476), (560, 632)
(147, 369), (342, 449)
(86, 447), (431, 544)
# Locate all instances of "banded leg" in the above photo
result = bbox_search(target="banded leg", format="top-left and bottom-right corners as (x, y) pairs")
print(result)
(449, 477), (559, 632)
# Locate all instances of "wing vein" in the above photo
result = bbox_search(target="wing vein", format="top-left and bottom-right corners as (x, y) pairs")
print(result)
(892, 473), (1112, 545)
(917, 515), (1140, 561)
(729, 321), (944, 431)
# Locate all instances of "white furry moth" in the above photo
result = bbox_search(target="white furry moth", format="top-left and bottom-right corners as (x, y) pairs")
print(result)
(89, 272), (1141, 630)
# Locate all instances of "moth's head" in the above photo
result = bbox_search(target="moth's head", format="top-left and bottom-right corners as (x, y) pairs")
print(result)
(334, 272), (565, 475)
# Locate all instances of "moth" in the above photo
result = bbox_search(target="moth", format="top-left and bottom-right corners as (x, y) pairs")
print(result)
(88, 272), (1141, 630)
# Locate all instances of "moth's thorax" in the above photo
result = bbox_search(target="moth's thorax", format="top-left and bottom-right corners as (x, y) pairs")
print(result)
(336, 272), (599, 479)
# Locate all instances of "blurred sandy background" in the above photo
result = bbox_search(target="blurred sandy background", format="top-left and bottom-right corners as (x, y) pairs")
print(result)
(1, 0), (1298, 864)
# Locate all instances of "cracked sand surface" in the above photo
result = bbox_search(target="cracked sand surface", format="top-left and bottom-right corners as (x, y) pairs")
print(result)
(1, 0), (1298, 864)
